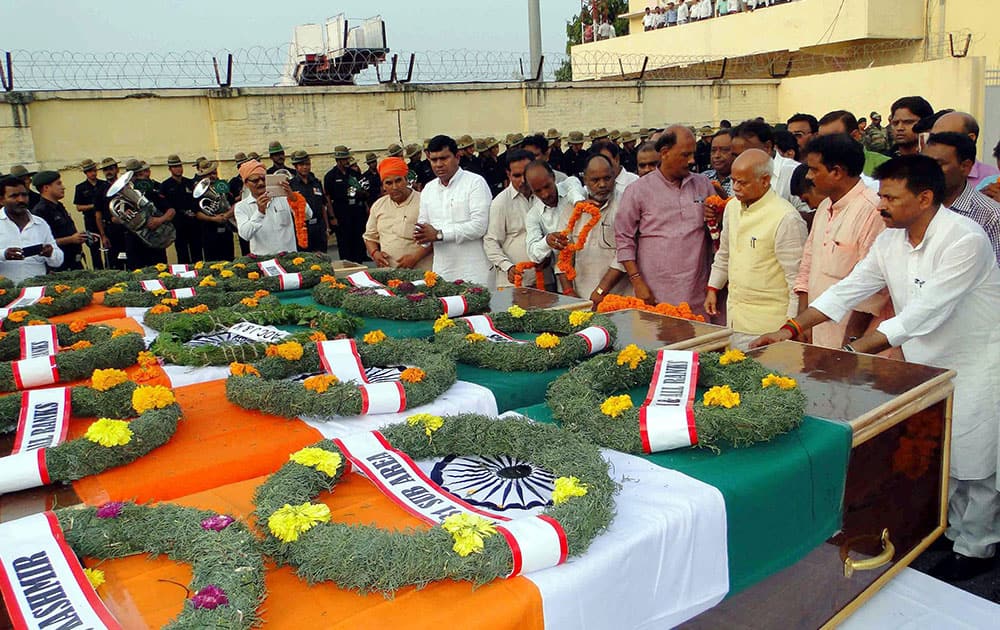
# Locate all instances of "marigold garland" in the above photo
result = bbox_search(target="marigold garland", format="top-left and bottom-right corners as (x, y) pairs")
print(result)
(511, 261), (546, 290)
(596, 293), (706, 322)
(288, 192), (310, 249)
(556, 200), (602, 283)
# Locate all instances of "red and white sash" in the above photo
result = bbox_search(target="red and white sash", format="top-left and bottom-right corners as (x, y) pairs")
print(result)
(573, 326), (611, 355)
(0, 512), (121, 630)
(638, 350), (699, 453)
(258, 259), (302, 291)
(0, 287), (46, 320)
(11, 357), (58, 391)
(169, 264), (197, 278)
(315, 339), (405, 414)
(140, 280), (196, 300)
(0, 388), (70, 494)
(345, 271), (394, 297)
(335, 431), (568, 576)
(439, 295), (468, 317)
(463, 315), (523, 343)
(19, 325), (58, 360)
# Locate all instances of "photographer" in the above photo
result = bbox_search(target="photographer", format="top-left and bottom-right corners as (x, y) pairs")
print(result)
(30, 171), (89, 272)
(0, 176), (63, 283)
(235, 159), (311, 256)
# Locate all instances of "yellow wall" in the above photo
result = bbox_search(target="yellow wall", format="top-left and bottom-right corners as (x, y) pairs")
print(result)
(933, 0), (1000, 68)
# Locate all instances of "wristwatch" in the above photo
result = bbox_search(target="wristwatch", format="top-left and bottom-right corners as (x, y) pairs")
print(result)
(435, 230), (443, 242)
(595, 287), (605, 296)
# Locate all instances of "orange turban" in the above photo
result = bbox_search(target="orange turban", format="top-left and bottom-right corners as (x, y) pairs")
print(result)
(239, 159), (266, 182)
(378, 157), (409, 180)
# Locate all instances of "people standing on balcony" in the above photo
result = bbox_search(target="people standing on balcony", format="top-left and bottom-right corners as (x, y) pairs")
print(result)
(930, 111), (1000, 188)
(643, 7), (655, 31)
(716, 0), (729, 16)
(676, 0), (689, 25)
(786, 113), (818, 154)
(889, 96), (934, 157)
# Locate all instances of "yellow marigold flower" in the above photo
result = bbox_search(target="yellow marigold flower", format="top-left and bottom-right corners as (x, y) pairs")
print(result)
(247, 272), (260, 280)
(160, 298), (179, 306)
(433, 314), (455, 333)
(229, 362), (260, 377)
(209, 262), (226, 271)
(157, 272), (171, 278)
(552, 476), (588, 504)
(452, 532), (484, 557)
(199, 276), (217, 287)
(719, 348), (747, 366)
(65, 340), (93, 351)
(407, 412), (444, 436)
(761, 373), (798, 390)
(194, 261), (205, 270)
(28, 319), (47, 326)
(265, 341), (304, 361)
(600, 394), (633, 418)
(7, 310), (28, 323)
(111, 328), (130, 338)
(183, 304), (210, 314)
(289, 447), (342, 477)
(303, 374), (339, 393)
(568, 310), (594, 326)
(133, 269), (143, 274)
(233, 263), (246, 269)
(69, 319), (88, 333)
(155, 263), (167, 272)
(254, 289), (270, 298)
(132, 385), (176, 414)
(268, 502), (331, 543)
(441, 513), (496, 557)
(91, 368), (130, 391)
(148, 304), (171, 315)
(616, 344), (648, 370)
(220, 269), (234, 278)
(106, 286), (124, 295)
(54, 284), (70, 294)
(535, 332), (560, 349)
(85, 418), (133, 447)
(151, 289), (168, 297)
(83, 568), (105, 590)
(73, 287), (88, 294)
(703, 385), (741, 408)
(507, 305), (527, 318)
(465, 332), (486, 342)
(423, 270), (438, 287)
(310, 264), (322, 271)
(240, 297), (259, 308)
(137, 350), (158, 367)
(292, 256), (306, 265)
(0, 331), (6, 340)
(400, 367), (426, 383)
(37, 296), (54, 305)
(363, 330), (387, 345)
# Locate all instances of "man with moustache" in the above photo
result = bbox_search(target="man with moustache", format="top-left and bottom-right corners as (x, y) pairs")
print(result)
(705, 150), (807, 350)
(572, 154), (631, 306)
(483, 149), (538, 288)
(95, 157), (128, 268)
(702, 130), (735, 195)
(72, 158), (110, 268)
(235, 159), (311, 256)
(0, 176), (63, 283)
(634, 142), (661, 178)
(524, 160), (584, 295)
(160, 154), (201, 263)
(752, 155), (1000, 583)
(363, 157), (431, 271)
(31, 171), (88, 272)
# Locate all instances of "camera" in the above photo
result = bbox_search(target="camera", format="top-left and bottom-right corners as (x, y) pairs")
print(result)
(84, 232), (100, 245)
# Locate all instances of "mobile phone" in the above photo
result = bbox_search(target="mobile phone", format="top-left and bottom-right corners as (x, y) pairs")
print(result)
(21, 244), (43, 257)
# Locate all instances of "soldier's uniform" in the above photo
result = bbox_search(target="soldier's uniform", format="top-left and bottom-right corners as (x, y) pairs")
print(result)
(72, 159), (109, 269)
(289, 150), (329, 253)
(31, 171), (83, 273)
(160, 154), (201, 263)
(324, 146), (369, 262)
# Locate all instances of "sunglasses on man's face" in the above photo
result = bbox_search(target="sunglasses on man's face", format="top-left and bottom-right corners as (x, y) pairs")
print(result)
(245, 176), (265, 185)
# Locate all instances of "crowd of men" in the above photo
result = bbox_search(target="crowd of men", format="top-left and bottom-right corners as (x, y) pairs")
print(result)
(1, 97), (1000, 585)
(643, 0), (796, 30)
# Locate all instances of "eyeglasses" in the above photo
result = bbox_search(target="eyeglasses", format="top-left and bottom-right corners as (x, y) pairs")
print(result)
(245, 176), (265, 184)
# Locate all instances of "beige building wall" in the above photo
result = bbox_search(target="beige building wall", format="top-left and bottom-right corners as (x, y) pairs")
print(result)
(931, 0), (1000, 67)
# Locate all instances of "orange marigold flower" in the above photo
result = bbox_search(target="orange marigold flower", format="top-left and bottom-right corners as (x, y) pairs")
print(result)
(254, 289), (270, 298)
(400, 367), (426, 383)
(423, 271), (438, 287)
(387, 279), (403, 289)
(64, 340), (93, 351)
(240, 297), (259, 308)
(137, 351), (158, 368)
(303, 374), (339, 393)
(8, 311), (29, 323)
(0, 289), (5, 296)
(54, 284), (71, 293)
(321, 274), (338, 284)
(182, 304), (210, 314)
(148, 304), (171, 315)
(73, 287), (87, 294)
(247, 272), (260, 280)
(37, 296), (54, 305)
(160, 298), (179, 306)
(229, 362), (260, 377)
(111, 328), (131, 338)
(69, 320), (88, 333)
(309, 331), (327, 342)
(28, 319), (48, 326)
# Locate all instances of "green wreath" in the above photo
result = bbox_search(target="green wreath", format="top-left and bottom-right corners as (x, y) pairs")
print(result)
(57, 502), (265, 629)
(0, 322), (144, 392)
(433, 309), (618, 372)
(0, 284), (93, 325)
(20, 270), (131, 293)
(252, 413), (615, 593)
(102, 282), (272, 309)
(225, 336), (456, 418)
(546, 347), (806, 453)
(148, 303), (362, 366)
(313, 269), (491, 320)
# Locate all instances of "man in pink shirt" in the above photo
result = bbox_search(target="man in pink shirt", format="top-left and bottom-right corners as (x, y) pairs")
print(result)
(615, 125), (716, 316)
(795, 134), (893, 349)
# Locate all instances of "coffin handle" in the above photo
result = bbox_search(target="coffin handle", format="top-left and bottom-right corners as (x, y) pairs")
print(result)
(840, 528), (895, 578)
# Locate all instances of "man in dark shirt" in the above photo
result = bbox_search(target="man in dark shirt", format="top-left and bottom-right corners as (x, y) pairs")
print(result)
(228, 152), (250, 255)
(456, 135), (481, 176)
(160, 154), (201, 263)
(620, 131), (638, 174)
(290, 150), (331, 253)
(31, 171), (87, 272)
(405, 144), (434, 191)
(695, 126), (714, 173)
(122, 158), (175, 267)
(95, 158), (128, 269)
(72, 158), (110, 269)
(476, 137), (506, 197)
(546, 129), (564, 171)
(194, 161), (235, 262)
(323, 146), (368, 262)
(10, 165), (40, 209)
(266, 141), (288, 175)
(362, 153), (383, 203)
(560, 131), (588, 181)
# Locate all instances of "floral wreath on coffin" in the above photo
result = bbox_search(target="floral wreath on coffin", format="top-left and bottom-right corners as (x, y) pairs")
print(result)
(102, 279), (270, 309)
(0, 369), (180, 490)
(546, 346), (806, 454)
(432, 307), (618, 372)
(252, 413), (615, 593)
(0, 320), (144, 393)
(225, 334), (456, 418)
(55, 502), (265, 629)
(0, 284), (93, 325)
(146, 301), (362, 366)
(313, 269), (491, 320)
(20, 270), (131, 293)
(128, 251), (329, 292)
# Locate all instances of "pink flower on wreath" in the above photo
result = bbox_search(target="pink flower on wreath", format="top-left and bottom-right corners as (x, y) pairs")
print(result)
(96, 502), (125, 519)
(453, 279), (465, 285)
(200, 514), (235, 532)
(191, 584), (229, 610)
(406, 292), (426, 302)
(469, 287), (484, 294)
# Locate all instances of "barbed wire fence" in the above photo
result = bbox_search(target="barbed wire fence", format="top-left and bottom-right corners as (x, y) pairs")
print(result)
(0, 32), (973, 92)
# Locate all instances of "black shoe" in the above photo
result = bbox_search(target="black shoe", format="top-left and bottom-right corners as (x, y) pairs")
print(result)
(928, 553), (995, 582)
(927, 535), (954, 553)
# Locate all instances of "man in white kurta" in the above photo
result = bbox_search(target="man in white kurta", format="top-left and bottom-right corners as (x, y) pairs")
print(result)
(483, 150), (536, 288)
(524, 161), (584, 294)
(235, 159), (312, 256)
(415, 136), (492, 285)
(752, 155), (1000, 582)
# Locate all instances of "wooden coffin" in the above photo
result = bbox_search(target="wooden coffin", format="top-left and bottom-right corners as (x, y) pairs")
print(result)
(488, 286), (592, 312)
(601, 308), (731, 352)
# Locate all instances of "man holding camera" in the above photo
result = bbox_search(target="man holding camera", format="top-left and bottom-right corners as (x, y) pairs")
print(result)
(0, 176), (64, 283)
(235, 159), (311, 256)
(30, 170), (90, 272)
